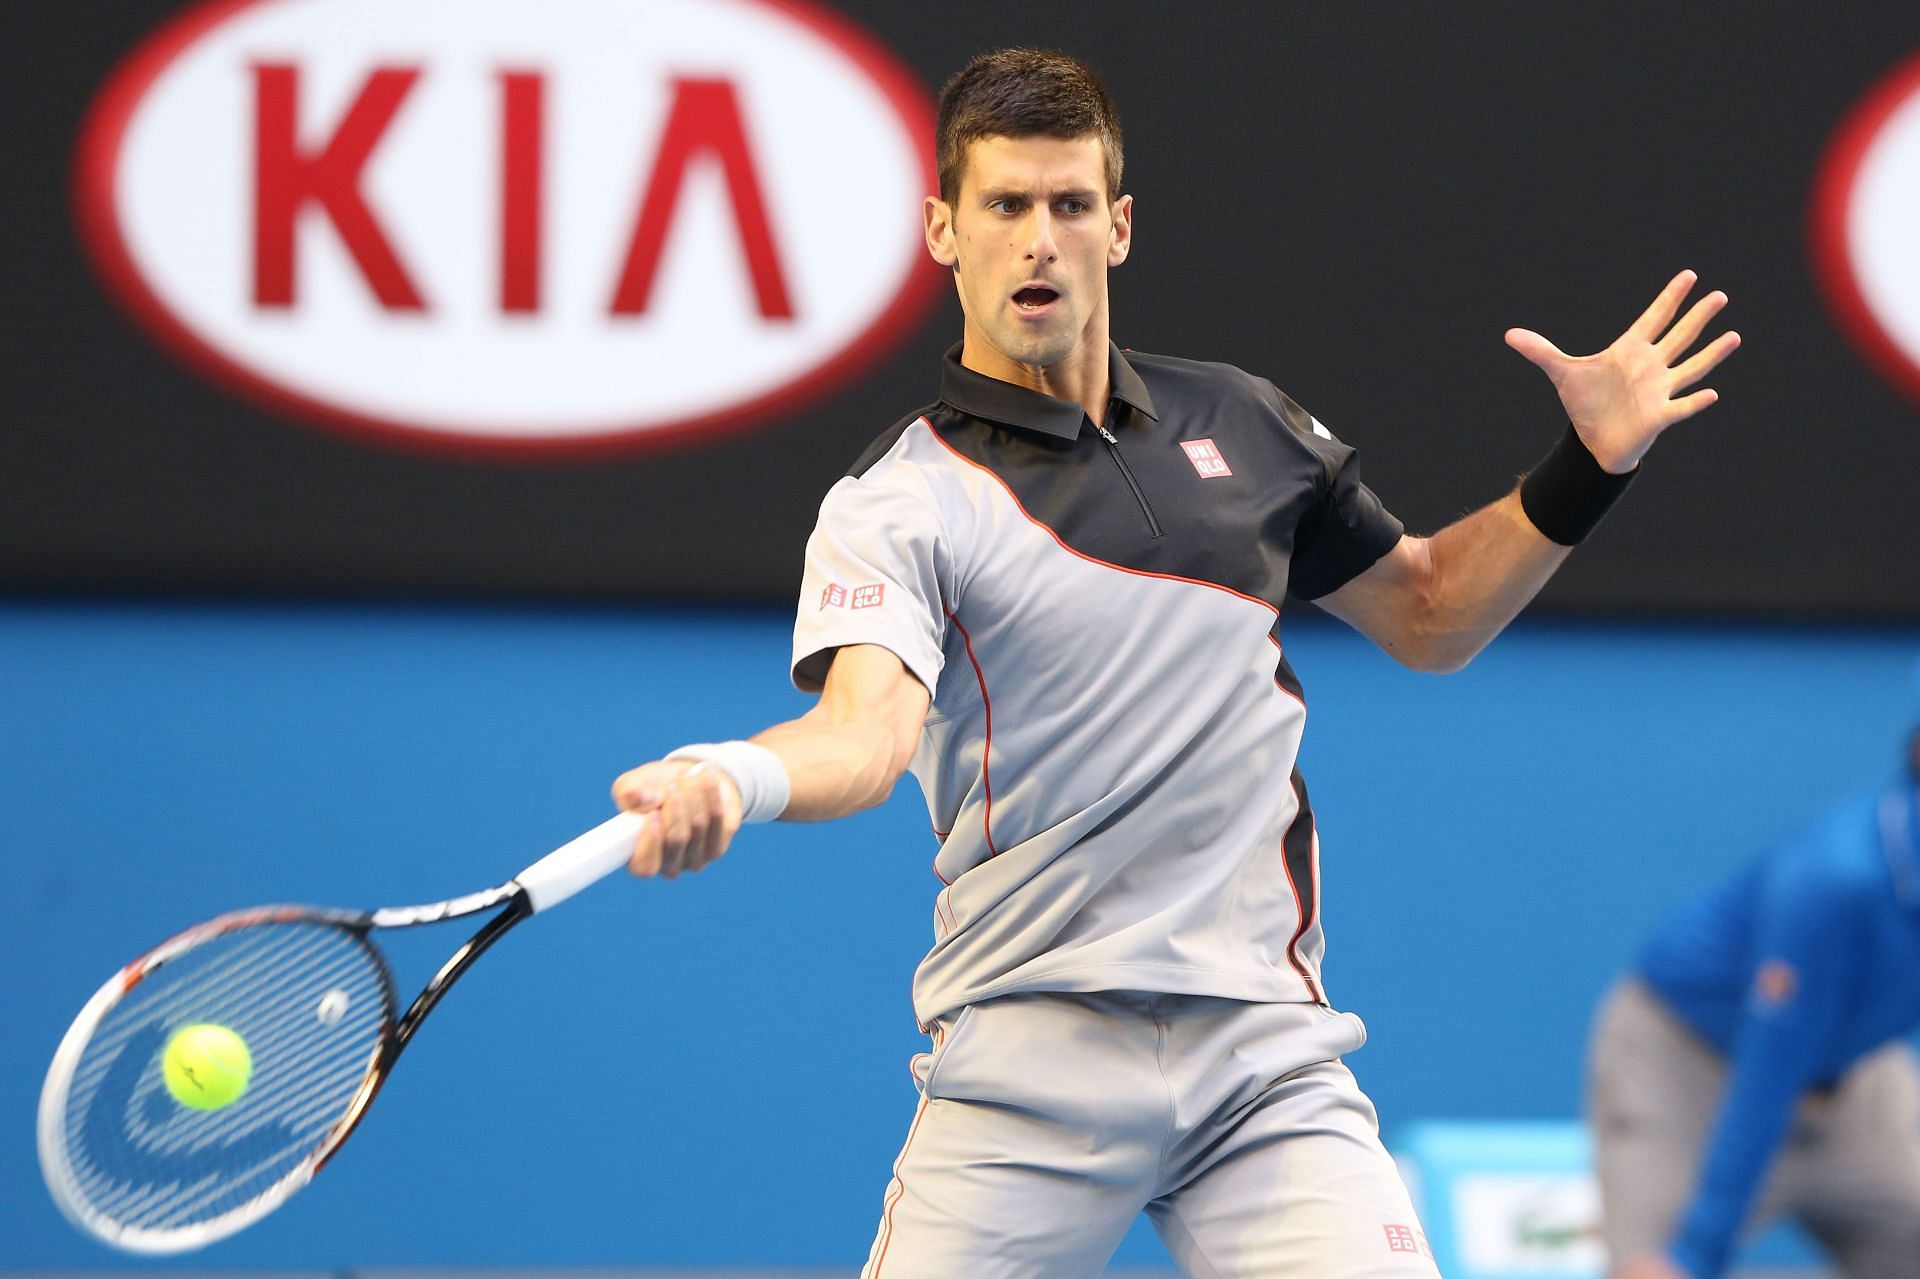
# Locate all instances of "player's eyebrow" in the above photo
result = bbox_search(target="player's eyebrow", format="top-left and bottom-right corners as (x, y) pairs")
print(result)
(976, 185), (1100, 204)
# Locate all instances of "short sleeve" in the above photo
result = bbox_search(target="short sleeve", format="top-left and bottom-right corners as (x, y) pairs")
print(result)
(1270, 390), (1404, 601)
(791, 476), (948, 696)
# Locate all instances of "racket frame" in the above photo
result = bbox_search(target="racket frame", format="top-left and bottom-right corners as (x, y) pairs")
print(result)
(38, 890), (526, 1254)
(39, 809), (640, 1254)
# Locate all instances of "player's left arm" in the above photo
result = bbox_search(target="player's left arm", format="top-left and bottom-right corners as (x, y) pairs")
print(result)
(1318, 270), (1739, 673)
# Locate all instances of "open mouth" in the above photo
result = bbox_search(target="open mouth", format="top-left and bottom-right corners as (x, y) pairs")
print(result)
(1012, 286), (1060, 311)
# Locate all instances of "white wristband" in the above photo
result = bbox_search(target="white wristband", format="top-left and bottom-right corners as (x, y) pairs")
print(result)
(664, 741), (791, 824)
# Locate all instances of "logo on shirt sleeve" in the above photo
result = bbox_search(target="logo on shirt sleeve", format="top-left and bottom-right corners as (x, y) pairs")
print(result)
(1753, 958), (1800, 1006)
(821, 582), (885, 609)
(1382, 1224), (1432, 1258)
(1180, 437), (1232, 478)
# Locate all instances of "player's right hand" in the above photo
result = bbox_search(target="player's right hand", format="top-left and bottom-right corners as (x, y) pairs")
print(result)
(610, 759), (744, 879)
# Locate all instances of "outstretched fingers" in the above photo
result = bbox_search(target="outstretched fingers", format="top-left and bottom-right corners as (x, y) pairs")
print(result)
(1667, 387), (1721, 423)
(1657, 289), (1729, 359)
(1506, 270), (1738, 471)
(1628, 269), (1699, 342)
(1504, 327), (1568, 372)
(1671, 329), (1742, 392)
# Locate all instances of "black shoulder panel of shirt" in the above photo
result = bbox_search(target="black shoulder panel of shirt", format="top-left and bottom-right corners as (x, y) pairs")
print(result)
(840, 350), (1392, 610)
(843, 404), (942, 481)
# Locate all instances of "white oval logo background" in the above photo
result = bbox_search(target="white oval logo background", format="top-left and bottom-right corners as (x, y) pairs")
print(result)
(1812, 51), (1920, 410)
(77, 0), (940, 455)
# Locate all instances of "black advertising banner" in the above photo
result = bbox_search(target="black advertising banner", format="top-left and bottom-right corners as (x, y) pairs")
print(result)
(5, 1), (1918, 618)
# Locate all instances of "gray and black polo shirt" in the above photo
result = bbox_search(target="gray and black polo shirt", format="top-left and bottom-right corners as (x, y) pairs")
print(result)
(792, 342), (1403, 1027)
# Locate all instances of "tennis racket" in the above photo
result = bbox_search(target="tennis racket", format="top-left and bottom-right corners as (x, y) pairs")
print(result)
(37, 809), (645, 1254)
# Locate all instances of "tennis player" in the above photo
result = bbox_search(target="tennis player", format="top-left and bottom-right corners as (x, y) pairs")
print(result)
(611, 48), (1740, 1278)
(1588, 671), (1920, 1279)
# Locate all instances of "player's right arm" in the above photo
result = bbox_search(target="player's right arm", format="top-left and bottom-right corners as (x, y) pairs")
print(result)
(610, 643), (929, 879)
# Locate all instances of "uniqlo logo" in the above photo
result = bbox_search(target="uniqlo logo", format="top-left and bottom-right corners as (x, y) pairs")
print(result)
(820, 583), (847, 609)
(1180, 438), (1232, 478)
(851, 584), (885, 609)
(1383, 1224), (1422, 1255)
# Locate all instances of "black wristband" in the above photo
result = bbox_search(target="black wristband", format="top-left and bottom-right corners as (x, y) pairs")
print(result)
(1518, 426), (1637, 546)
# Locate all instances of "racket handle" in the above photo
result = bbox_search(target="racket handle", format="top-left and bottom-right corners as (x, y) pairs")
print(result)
(514, 811), (646, 913)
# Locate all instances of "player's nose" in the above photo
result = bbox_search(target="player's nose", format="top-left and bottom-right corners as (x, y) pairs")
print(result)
(1022, 207), (1059, 262)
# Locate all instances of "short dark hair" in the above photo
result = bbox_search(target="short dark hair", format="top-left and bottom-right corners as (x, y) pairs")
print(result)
(936, 48), (1123, 204)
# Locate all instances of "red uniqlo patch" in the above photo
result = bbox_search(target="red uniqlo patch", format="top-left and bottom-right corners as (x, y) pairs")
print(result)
(1383, 1225), (1421, 1255)
(851, 584), (885, 609)
(820, 583), (847, 609)
(1180, 438), (1232, 478)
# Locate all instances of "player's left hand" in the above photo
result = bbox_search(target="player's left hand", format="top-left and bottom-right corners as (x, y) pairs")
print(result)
(1505, 269), (1739, 474)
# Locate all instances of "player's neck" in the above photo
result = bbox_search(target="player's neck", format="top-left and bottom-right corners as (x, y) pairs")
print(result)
(960, 320), (1112, 428)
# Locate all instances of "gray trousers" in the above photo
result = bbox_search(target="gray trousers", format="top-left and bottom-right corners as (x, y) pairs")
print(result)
(863, 991), (1441, 1278)
(1585, 979), (1920, 1278)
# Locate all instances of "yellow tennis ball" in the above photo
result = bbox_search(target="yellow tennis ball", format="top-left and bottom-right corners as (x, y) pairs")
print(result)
(161, 1023), (252, 1111)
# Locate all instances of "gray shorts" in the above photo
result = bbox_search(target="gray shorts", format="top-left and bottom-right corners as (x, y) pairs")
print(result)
(1585, 978), (1920, 1278)
(861, 991), (1443, 1279)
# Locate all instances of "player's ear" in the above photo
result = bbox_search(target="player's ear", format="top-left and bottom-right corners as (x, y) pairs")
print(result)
(1107, 193), (1133, 268)
(925, 196), (958, 269)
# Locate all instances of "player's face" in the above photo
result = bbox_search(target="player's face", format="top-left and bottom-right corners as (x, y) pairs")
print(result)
(924, 134), (1133, 376)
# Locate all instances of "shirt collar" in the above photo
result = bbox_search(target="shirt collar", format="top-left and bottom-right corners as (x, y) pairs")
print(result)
(1879, 776), (1920, 911)
(939, 341), (1159, 439)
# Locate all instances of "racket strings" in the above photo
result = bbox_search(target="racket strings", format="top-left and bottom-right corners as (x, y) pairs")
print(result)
(55, 920), (394, 1235)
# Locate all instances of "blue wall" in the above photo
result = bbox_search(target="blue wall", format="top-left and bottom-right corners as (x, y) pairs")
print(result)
(5, 602), (1916, 1271)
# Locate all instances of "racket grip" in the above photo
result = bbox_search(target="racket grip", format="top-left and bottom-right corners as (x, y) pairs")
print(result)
(514, 811), (646, 913)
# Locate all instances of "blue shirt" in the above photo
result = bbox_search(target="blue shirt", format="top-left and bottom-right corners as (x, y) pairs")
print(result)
(1636, 775), (1920, 1279)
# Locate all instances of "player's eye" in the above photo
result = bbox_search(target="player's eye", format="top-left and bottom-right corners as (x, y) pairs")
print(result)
(1058, 199), (1089, 216)
(987, 198), (1023, 215)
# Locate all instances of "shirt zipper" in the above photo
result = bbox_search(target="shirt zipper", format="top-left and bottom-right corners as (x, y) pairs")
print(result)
(1093, 422), (1164, 538)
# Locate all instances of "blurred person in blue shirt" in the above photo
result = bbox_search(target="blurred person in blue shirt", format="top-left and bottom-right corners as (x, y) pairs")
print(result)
(1586, 667), (1920, 1279)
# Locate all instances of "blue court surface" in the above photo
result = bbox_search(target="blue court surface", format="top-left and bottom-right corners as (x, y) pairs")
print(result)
(5, 601), (1902, 1276)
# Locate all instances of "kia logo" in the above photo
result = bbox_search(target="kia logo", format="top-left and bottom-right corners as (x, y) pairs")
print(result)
(1812, 50), (1920, 411)
(74, 0), (941, 457)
